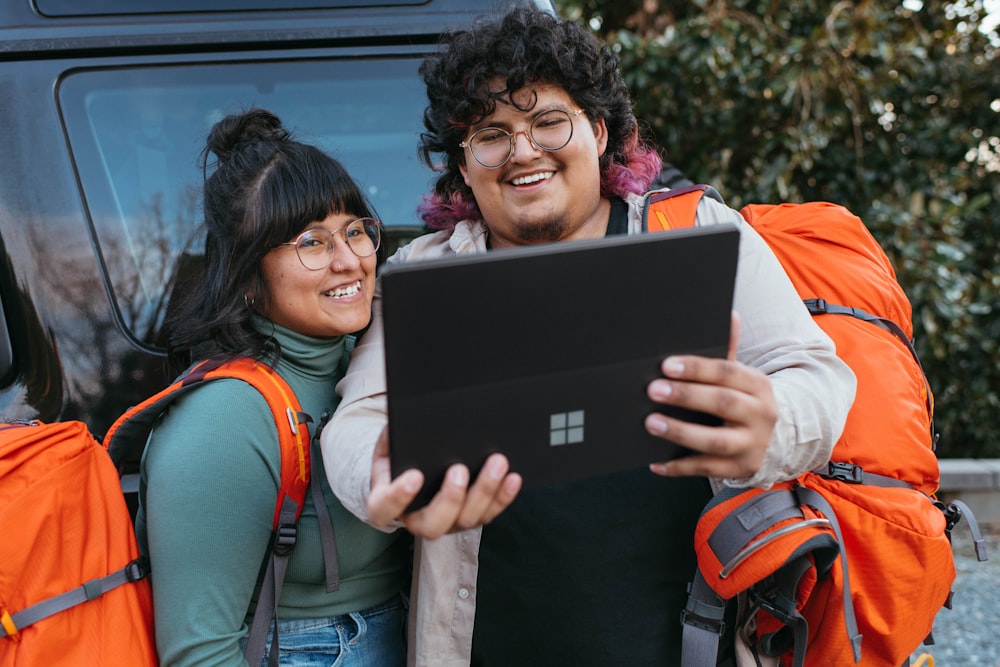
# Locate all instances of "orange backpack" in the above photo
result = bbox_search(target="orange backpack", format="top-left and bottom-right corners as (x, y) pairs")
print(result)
(0, 419), (157, 666)
(644, 186), (988, 667)
(1, 357), (326, 667)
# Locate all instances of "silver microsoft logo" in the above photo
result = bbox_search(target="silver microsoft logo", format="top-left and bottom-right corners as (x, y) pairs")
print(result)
(550, 410), (585, 446)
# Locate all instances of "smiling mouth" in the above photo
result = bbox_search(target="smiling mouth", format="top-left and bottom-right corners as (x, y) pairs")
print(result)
(511, 171), (554, 186)
(324, 280), (361, 299)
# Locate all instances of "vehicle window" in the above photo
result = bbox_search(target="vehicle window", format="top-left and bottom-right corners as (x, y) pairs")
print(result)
(59, 57), (429, 349)
(36, 0), (426, 16)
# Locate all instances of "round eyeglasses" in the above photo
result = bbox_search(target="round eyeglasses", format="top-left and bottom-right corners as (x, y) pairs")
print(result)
(275, 217), (381, 270)
(459, 108), (584, 169)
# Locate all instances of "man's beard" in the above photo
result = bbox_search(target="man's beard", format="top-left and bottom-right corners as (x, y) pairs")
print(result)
(512, 216), (568, 244)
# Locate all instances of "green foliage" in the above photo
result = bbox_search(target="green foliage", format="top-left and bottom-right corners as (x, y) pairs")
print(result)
(559, 0), (1000, 457)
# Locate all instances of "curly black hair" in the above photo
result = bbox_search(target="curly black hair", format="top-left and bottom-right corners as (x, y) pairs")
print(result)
(417, 7), (660, 229)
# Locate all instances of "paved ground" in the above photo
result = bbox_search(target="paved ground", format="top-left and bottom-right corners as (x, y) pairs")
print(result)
(909, 524), (1000, 666)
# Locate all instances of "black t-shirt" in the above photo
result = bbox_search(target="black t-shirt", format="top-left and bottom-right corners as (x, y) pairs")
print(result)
(471, 198), (733, 666)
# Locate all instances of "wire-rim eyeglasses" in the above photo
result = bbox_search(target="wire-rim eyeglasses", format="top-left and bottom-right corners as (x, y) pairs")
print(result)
(459, 108), (584, 169)
(274, 217), (381, 270)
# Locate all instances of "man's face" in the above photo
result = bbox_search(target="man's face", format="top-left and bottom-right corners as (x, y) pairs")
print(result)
(458, 83), (609, 249)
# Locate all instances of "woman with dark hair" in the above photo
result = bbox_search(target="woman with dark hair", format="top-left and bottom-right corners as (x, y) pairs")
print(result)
(136, 108), (410, 666)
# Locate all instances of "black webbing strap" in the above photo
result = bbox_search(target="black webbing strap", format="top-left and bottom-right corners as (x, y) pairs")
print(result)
(813, 461), (914, 489)
(311, 478), (340, 594)
(244, 494), (299, 667)
(243, 440), (342, 665)
(310, 410), (340, 594)
(681, 571), (729, 665)
(756, 555), (812, 667)
(943, 498), (989, 563)
(796, 487), (863, 663)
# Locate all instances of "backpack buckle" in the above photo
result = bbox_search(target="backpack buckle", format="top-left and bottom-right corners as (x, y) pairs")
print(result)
(754, 590), (800, 626)
(821, 461), (864, 483)
(125, 557), (149, 582)
(804, 297), (827, 314)
(274, 524), (298, 556)
(680, 597), (726, 635)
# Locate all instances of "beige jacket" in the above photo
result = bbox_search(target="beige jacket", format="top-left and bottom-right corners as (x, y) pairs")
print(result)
(322, 192), (857, 666)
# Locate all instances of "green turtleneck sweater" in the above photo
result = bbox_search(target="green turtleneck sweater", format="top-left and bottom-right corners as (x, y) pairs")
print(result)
(136, 322), (410, 666)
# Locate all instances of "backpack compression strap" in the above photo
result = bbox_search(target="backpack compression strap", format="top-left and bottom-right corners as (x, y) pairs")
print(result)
(803, 298), (938, 450)
(0, 558), (149, 638)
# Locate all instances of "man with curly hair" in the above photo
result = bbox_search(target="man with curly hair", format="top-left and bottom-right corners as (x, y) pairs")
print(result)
(323, 7), (855, 666)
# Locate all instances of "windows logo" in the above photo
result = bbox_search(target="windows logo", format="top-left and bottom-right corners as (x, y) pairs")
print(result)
(550, 410), (585, 446)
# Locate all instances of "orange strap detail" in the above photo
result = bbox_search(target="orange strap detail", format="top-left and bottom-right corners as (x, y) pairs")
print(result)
(645, 187), (706, 231)
(1, 609), (18, 636)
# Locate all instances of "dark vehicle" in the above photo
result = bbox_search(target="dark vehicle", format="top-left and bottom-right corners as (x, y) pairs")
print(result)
(0, 0), (555, 436)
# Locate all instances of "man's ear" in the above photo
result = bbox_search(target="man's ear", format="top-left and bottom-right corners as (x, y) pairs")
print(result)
(459, 161), (471, 187)
(594, 116), (609, 158)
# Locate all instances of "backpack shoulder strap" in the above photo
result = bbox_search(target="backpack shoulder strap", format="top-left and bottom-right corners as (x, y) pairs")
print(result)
(104, 357), (312, 530)
(643, 184), (720, 232)
(104, 357), (325, 667)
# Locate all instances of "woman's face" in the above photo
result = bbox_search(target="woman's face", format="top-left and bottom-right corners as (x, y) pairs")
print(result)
(260, 211), (377, 338)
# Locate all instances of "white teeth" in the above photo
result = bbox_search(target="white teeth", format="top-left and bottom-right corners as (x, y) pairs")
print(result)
(325, 281), (361, 299)
(511, 172), (554, 186)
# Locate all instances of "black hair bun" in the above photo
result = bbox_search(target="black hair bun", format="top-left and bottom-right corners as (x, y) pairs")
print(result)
(206, 108), (290, 164)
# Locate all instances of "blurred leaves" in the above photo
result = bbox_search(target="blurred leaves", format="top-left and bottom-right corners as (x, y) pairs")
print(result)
(559, 0), (1000, 457)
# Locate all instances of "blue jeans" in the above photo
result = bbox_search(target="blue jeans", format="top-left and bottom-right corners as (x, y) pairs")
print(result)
(249, 595), (407, 667)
